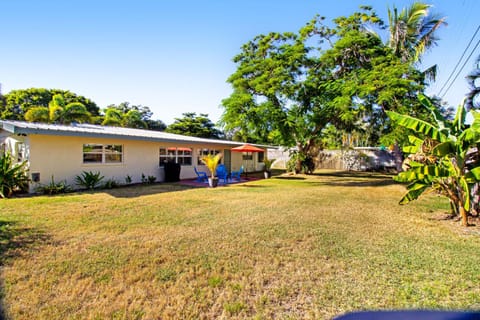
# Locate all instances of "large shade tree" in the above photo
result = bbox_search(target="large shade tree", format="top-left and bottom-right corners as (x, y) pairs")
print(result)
(24, 93), (91, 124)
(101, 102), (166, 130)
(221, 6), (430, 172)
(166, 112), (222, 139)
(0, 88), (99, 120)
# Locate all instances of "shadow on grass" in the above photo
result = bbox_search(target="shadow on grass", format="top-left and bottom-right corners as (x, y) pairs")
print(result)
(311, 178), (397, 187)
(0, 220), (51, 319)
(311, 171), (397, 187)
(313, 170), (395, 180)
(275, 176), (306, 180)
(101, 182), (199, 198)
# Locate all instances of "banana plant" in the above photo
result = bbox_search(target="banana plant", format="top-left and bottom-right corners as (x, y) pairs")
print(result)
(386, 94), (480, 226)
(0, 152), (29, 198)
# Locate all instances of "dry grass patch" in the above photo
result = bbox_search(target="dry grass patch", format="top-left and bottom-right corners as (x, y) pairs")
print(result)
(0, 171), (479, 319)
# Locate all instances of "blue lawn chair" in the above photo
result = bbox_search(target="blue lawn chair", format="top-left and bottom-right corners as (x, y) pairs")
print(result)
(216, 164), (229, 184)
(231, 165), (244, 181)
(194, 167), (208, 182)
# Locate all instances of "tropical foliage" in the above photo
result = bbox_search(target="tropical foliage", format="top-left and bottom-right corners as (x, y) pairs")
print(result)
(263, 158), (276, 172)
(166, 112), (222, 138)
(0, 89), (168, 130)
(24, 93), (91, 124)
(387, 1), (446, 64)
(388, 95), (480, 226)
(0, 152), (29, 198)
(102, 108), (147, 129)
(221, 3), (444, 173)
(200, 153), (222, 179)
(101, 102), (163, 129)
(74, 171), (105, 190)
(0, 88), (100, 120)
(35, 176), (72, 195)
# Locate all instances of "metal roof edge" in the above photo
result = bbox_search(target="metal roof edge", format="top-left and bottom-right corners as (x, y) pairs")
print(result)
(0, 120), (261, 147)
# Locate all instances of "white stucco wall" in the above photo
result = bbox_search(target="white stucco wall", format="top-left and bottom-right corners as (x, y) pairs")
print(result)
(24, 134), (252, 191)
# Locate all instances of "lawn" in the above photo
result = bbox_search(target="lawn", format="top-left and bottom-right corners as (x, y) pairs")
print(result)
(0, 170), (479, 319)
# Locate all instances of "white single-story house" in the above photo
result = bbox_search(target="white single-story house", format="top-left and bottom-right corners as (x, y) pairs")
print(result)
(0, 120), (270, 192)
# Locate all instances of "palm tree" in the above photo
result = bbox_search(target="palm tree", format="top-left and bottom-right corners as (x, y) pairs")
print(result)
(102, 108), (147, 128)
(386, 2), (446, 171)
(388, 2), (446, 64)
(24, 94), (91, 124)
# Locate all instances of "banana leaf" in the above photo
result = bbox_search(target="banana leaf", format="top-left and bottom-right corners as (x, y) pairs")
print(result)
(399, 182), (429, 205)
(394, 170), (425, 183)
(418, 94), (448, 132)
(470, 110), (480, 131)
(408, 135), (423, 145)
(403, 145), (421, 154)
(468, 167), (480, 180)
(432, 141), (455, 157)
(453, 100), (467, 133)
(386, 111), (443, 141)
(459, 177), (470, 211)
(409, 164), (450, 177)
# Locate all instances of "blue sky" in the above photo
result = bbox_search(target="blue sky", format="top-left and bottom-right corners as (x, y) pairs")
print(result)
(1, 1), (479, 125)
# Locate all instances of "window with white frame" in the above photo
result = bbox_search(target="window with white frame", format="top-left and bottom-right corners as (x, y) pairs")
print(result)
(242, 153), (253, 161)
(159, 147), (192, 166)
(83, 144), (123, 164)
(16, 142), (26, 162)
(197, 148), (221, 165)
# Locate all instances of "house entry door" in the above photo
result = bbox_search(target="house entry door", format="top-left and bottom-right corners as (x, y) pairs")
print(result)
(223, 149), (232, 172)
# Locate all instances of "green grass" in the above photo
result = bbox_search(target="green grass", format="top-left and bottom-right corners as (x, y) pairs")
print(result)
(0, 170), (479, 319)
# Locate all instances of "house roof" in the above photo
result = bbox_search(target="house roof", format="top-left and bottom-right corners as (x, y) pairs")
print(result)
(0, 120), (252, 147)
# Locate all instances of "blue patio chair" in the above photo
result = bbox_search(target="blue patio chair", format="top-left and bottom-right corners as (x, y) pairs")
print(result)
(216, 164), (229, 184)
(194, 166), (208, 183)
(230, 165), (244, 181)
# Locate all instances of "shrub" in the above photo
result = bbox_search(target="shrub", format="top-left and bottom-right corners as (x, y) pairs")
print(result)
(103, 178), (119, 189)
(263, 158), (276, 172)
(74, 171), (104, 190)
(141, 174), (157, 184)
(287, 152), (315, 174)
(0, 152), (29, 198)
(36, 176), (72, 195)
(125, 175), (132, 184)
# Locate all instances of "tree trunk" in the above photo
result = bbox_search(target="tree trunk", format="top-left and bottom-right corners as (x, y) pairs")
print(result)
(295, 143), (304, 174)
(295, 158), (302, 174)
(392, 141), (403, 173)
(459, 205), (469, 227)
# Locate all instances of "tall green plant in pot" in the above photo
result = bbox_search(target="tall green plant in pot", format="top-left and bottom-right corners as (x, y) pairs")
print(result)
(263, 158), (276, 178)
(200, 153), (222, 187)
(0, 152), (29, 198)
(387, 94), (480, 226)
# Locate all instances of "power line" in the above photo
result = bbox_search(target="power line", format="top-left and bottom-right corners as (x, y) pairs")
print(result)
(438, 24), (480, 97)
(440, 36), (480, 98)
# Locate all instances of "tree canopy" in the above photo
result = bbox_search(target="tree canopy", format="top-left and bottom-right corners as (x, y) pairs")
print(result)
(0, 90), (168, 131)
(166, 112), (222, 139)
(102, 102), (151, 129)
(0, 88), (100, 120)
(24, 93), (91, 124)
(220, 4), (442, 172)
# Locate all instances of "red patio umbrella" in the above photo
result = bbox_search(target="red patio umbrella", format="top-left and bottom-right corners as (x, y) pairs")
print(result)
(231, 143), (265, 153)
(231, 143), (265, 173)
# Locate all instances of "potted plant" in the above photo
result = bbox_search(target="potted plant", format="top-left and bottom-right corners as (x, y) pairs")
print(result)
(263, 158), (276, 179)
(200, 153), (222, 187)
